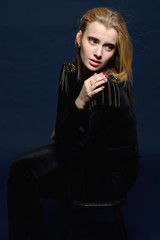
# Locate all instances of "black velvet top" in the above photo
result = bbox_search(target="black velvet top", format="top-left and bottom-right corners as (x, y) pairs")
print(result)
(54, 59), (138, 153)
(54, 59), (139, 201)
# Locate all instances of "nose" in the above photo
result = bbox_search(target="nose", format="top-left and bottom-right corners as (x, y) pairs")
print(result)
(94, 46), (102, 60)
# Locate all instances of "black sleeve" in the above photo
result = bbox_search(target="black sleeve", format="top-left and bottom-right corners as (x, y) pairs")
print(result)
(86, 81), (139, 151)
(54, 65), (84, 142)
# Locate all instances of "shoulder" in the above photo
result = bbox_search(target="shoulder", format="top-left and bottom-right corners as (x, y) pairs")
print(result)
(104, 70), (128, 108)
(62, 59), (77, 74)
(90, 70), (130, 109)
(106, 79), (124, 108)
(104, 68), (133, 107)
(59, 60), (78, 94)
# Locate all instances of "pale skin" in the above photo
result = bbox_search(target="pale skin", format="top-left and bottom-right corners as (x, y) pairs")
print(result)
(50, 21), (118, 140)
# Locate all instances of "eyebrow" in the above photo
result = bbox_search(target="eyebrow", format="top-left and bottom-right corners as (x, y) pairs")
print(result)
(88, 36), (116, 46)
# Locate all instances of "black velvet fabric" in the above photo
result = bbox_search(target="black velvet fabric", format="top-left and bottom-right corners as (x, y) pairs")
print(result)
(55, 60), (139, 152)
(8, 59), (139, 239)
(54, 59), (139, 200)
(8, 144), (68, 240)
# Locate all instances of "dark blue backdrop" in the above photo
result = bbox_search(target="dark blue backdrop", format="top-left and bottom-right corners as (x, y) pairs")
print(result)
(0, 0), (160, 239)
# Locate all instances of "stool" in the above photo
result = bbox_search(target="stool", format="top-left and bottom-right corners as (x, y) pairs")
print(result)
(65, 198), (128, 240)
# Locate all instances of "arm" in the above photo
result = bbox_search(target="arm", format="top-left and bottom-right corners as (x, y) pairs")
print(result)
(53, 63), (109, 143)
(85, 80), (138, 150)
(53, 64), (85, 142)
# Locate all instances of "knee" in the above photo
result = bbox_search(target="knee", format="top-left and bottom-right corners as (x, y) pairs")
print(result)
(9, 154), (27, 179)
(8, 153), (38, 189)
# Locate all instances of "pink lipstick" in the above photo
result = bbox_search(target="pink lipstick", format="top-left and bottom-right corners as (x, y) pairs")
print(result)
(89, 59), (101, 67)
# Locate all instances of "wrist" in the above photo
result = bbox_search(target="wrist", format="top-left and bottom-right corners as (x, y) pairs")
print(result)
(75, 98), (85, 110)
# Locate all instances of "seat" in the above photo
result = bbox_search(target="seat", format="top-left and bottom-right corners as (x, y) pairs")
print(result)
(64, 198), (128, 240)
(62, 146), (134, 239)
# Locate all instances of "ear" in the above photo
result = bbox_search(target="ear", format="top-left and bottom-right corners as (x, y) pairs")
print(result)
(76, 30), (82, 47)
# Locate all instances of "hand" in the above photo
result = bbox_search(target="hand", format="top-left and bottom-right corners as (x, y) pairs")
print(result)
(75, 72), (108, 110)
(50, 129), (56, 142)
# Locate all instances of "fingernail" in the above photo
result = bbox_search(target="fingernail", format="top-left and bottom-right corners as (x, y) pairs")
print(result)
(103, 72), (107, 75)
(104, 78), (108, 82)
(105, 74), (109, 78)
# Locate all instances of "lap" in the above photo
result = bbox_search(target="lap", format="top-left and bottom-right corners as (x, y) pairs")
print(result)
(9, 143), (139, 201)
(9, 143), (68, 199)
(11, 143), (59, 176)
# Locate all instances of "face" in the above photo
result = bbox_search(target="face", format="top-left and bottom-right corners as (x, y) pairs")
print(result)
(76, 21), (118, 72)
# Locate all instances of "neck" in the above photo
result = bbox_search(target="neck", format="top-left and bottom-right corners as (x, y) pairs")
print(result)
(81, 63), (95, 81)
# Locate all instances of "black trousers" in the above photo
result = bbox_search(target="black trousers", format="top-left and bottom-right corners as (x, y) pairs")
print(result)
(7, 143), (68, 240)
(7, 143), (138, 240)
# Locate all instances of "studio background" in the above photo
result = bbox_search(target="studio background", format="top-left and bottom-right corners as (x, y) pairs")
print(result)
(0, 0), (160, 239)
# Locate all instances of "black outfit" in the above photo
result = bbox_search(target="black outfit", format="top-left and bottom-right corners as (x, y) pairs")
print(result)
(8, 60), (139, 240)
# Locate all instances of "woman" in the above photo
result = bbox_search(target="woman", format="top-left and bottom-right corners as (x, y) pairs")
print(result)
(8, 7), (139, 240)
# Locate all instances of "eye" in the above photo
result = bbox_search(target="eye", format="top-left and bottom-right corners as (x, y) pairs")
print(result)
(105, 44), (115, 51)
(88, 37), (97, 45)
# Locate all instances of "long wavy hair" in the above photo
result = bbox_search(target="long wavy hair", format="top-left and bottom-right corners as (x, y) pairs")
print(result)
(75, 7), (133, 84)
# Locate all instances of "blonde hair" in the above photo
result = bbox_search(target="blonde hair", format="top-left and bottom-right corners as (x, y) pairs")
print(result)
(75, 7), (133, 83)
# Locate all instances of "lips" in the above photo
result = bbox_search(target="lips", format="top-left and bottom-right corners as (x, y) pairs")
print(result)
(89, 59), (101, 67)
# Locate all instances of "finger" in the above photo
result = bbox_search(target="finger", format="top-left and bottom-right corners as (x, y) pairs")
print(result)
(91, 78), (108, 90)
(50, 129), (55, 139)
(50, 138), (56, 142)
(91, 85), (105, 97)
(90, 73), (108, 85)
